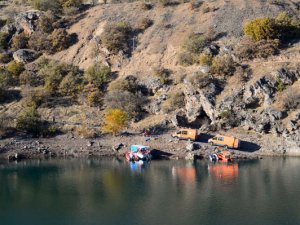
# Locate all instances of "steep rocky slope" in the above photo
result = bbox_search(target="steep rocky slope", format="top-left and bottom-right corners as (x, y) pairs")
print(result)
(1, 0), (300, 155)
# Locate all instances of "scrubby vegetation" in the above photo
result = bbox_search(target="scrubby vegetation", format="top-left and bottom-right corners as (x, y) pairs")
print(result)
(38, 59), (83, 96)
(12, 33), (29, 50)
(101, 21), (132, 54)
(178, 33), (212, 66)
(31, 0), (83, 14)
(234, 38), (280, 60)
(211, 54), (237, 77)
(0, 32), (9, 50)
(244, 12), (300, 42)
(85, 63), (111, 90)
(16, 106), (42, 136)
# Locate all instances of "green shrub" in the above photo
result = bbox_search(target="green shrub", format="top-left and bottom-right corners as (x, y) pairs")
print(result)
(50, 28), (71, 52)
(0, 69), (10, 101)
(0, 112), (13, 136)
(101, 21), (132, 54)
(276, 78), (286, 92)
(31, 0), (62, 13)
(244, 13), (300, 42)
(24, 90), (50, 108)
(244, 17), (277, 41)
(85, 63), (111, 89)
(7, 61), (25, 79)
(59, 71), (83, 96)
(184, 34), (209, 54)
(104, 91), (146, 118)
(12, 33), (29, 49)
(59, 0), (82, 8)
(0, 32), (9, 50)
(28, 31), (51, 52)
(16, 106), (42, 135)
(199, 52), (213, 66)
(0, 53), (11, 64)
(87, 90), (103, 107)
(38, 60), (82, 95)
(211, 54), (237, 77)
(38, 11), (57, 33)
(109, 77), (138, 93)
(187, 71), (212, 88)
(169, 91), (185, 109)
(275, 12), (300, 40)
(155, 68), (170, 84)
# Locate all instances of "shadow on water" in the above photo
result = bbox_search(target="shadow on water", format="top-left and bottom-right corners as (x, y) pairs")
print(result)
(151, 149), (173, 160)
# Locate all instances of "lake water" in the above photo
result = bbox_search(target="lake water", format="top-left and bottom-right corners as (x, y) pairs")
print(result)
(1, 158), (300, 225)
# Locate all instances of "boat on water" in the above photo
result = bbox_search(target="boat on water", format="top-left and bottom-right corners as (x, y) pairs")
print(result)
(125, 145), (152, 161)
(209, 151), (233, 162)
(217, 151), (233, 162)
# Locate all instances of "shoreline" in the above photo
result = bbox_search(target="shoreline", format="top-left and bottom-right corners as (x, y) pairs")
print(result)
(1, 129), (299, 162)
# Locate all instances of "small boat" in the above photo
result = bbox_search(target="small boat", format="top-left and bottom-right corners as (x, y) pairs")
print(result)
(125, 145), (152, 161)
(209, 154), (219, 162)
(217, 151), (233, 162)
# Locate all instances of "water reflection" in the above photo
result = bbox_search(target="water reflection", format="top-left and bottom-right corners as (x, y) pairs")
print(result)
(172, 162), (196, 184)
(1, 158), (300, 225)
(129, 160), (150, 172)
(208, 162), (239, 184)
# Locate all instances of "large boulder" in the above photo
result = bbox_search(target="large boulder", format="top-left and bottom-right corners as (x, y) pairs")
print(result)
(13, 49), (40, 63)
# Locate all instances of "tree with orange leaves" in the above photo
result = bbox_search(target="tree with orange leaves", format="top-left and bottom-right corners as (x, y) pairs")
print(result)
(103, 108), (129, 136)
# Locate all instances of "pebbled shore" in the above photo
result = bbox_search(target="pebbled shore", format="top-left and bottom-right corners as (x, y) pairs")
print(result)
(0, 129), (299, 162)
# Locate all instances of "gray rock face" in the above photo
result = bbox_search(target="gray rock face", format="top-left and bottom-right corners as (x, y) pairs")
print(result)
(272, 68), (297, 85)
(140, 78), (162, 94)
(13, 49), (40, 63)
(14, 11), (41, 34)
(184, 85), (217, 123)
(243, 76), (277, 108)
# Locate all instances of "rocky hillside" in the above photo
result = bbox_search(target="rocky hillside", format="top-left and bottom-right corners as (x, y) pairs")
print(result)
(0, 0), (299, 154)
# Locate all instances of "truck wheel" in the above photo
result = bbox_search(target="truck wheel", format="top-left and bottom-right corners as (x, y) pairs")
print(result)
(210, 142), (214, 146)
(188, 138), (191, 142)
(224, 145), (228, 149)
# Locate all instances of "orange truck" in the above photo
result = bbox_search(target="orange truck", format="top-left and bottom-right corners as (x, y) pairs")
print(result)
(208, 135), (240, 149)
(172, 128), (200, 141)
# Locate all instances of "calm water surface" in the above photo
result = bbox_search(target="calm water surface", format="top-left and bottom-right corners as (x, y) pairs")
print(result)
(1, 158), (300, 225)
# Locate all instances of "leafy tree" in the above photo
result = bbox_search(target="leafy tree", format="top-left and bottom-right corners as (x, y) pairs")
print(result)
(16, 106), (42, 135)
(85, 63), (111, 89)
(103, 108), (129, 136)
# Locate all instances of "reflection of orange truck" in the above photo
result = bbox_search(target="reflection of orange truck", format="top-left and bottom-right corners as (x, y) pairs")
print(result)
(208, 135), (240, 149)
(172, 129), (200, 141)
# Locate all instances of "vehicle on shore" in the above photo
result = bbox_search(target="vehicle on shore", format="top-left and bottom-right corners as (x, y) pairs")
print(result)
(125, 145), (152, 161)
(172, 128), (200, 141)
(208, 135), (240, 149)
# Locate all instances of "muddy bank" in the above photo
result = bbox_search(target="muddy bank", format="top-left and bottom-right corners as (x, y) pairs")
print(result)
(0, 129), (298, 162)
